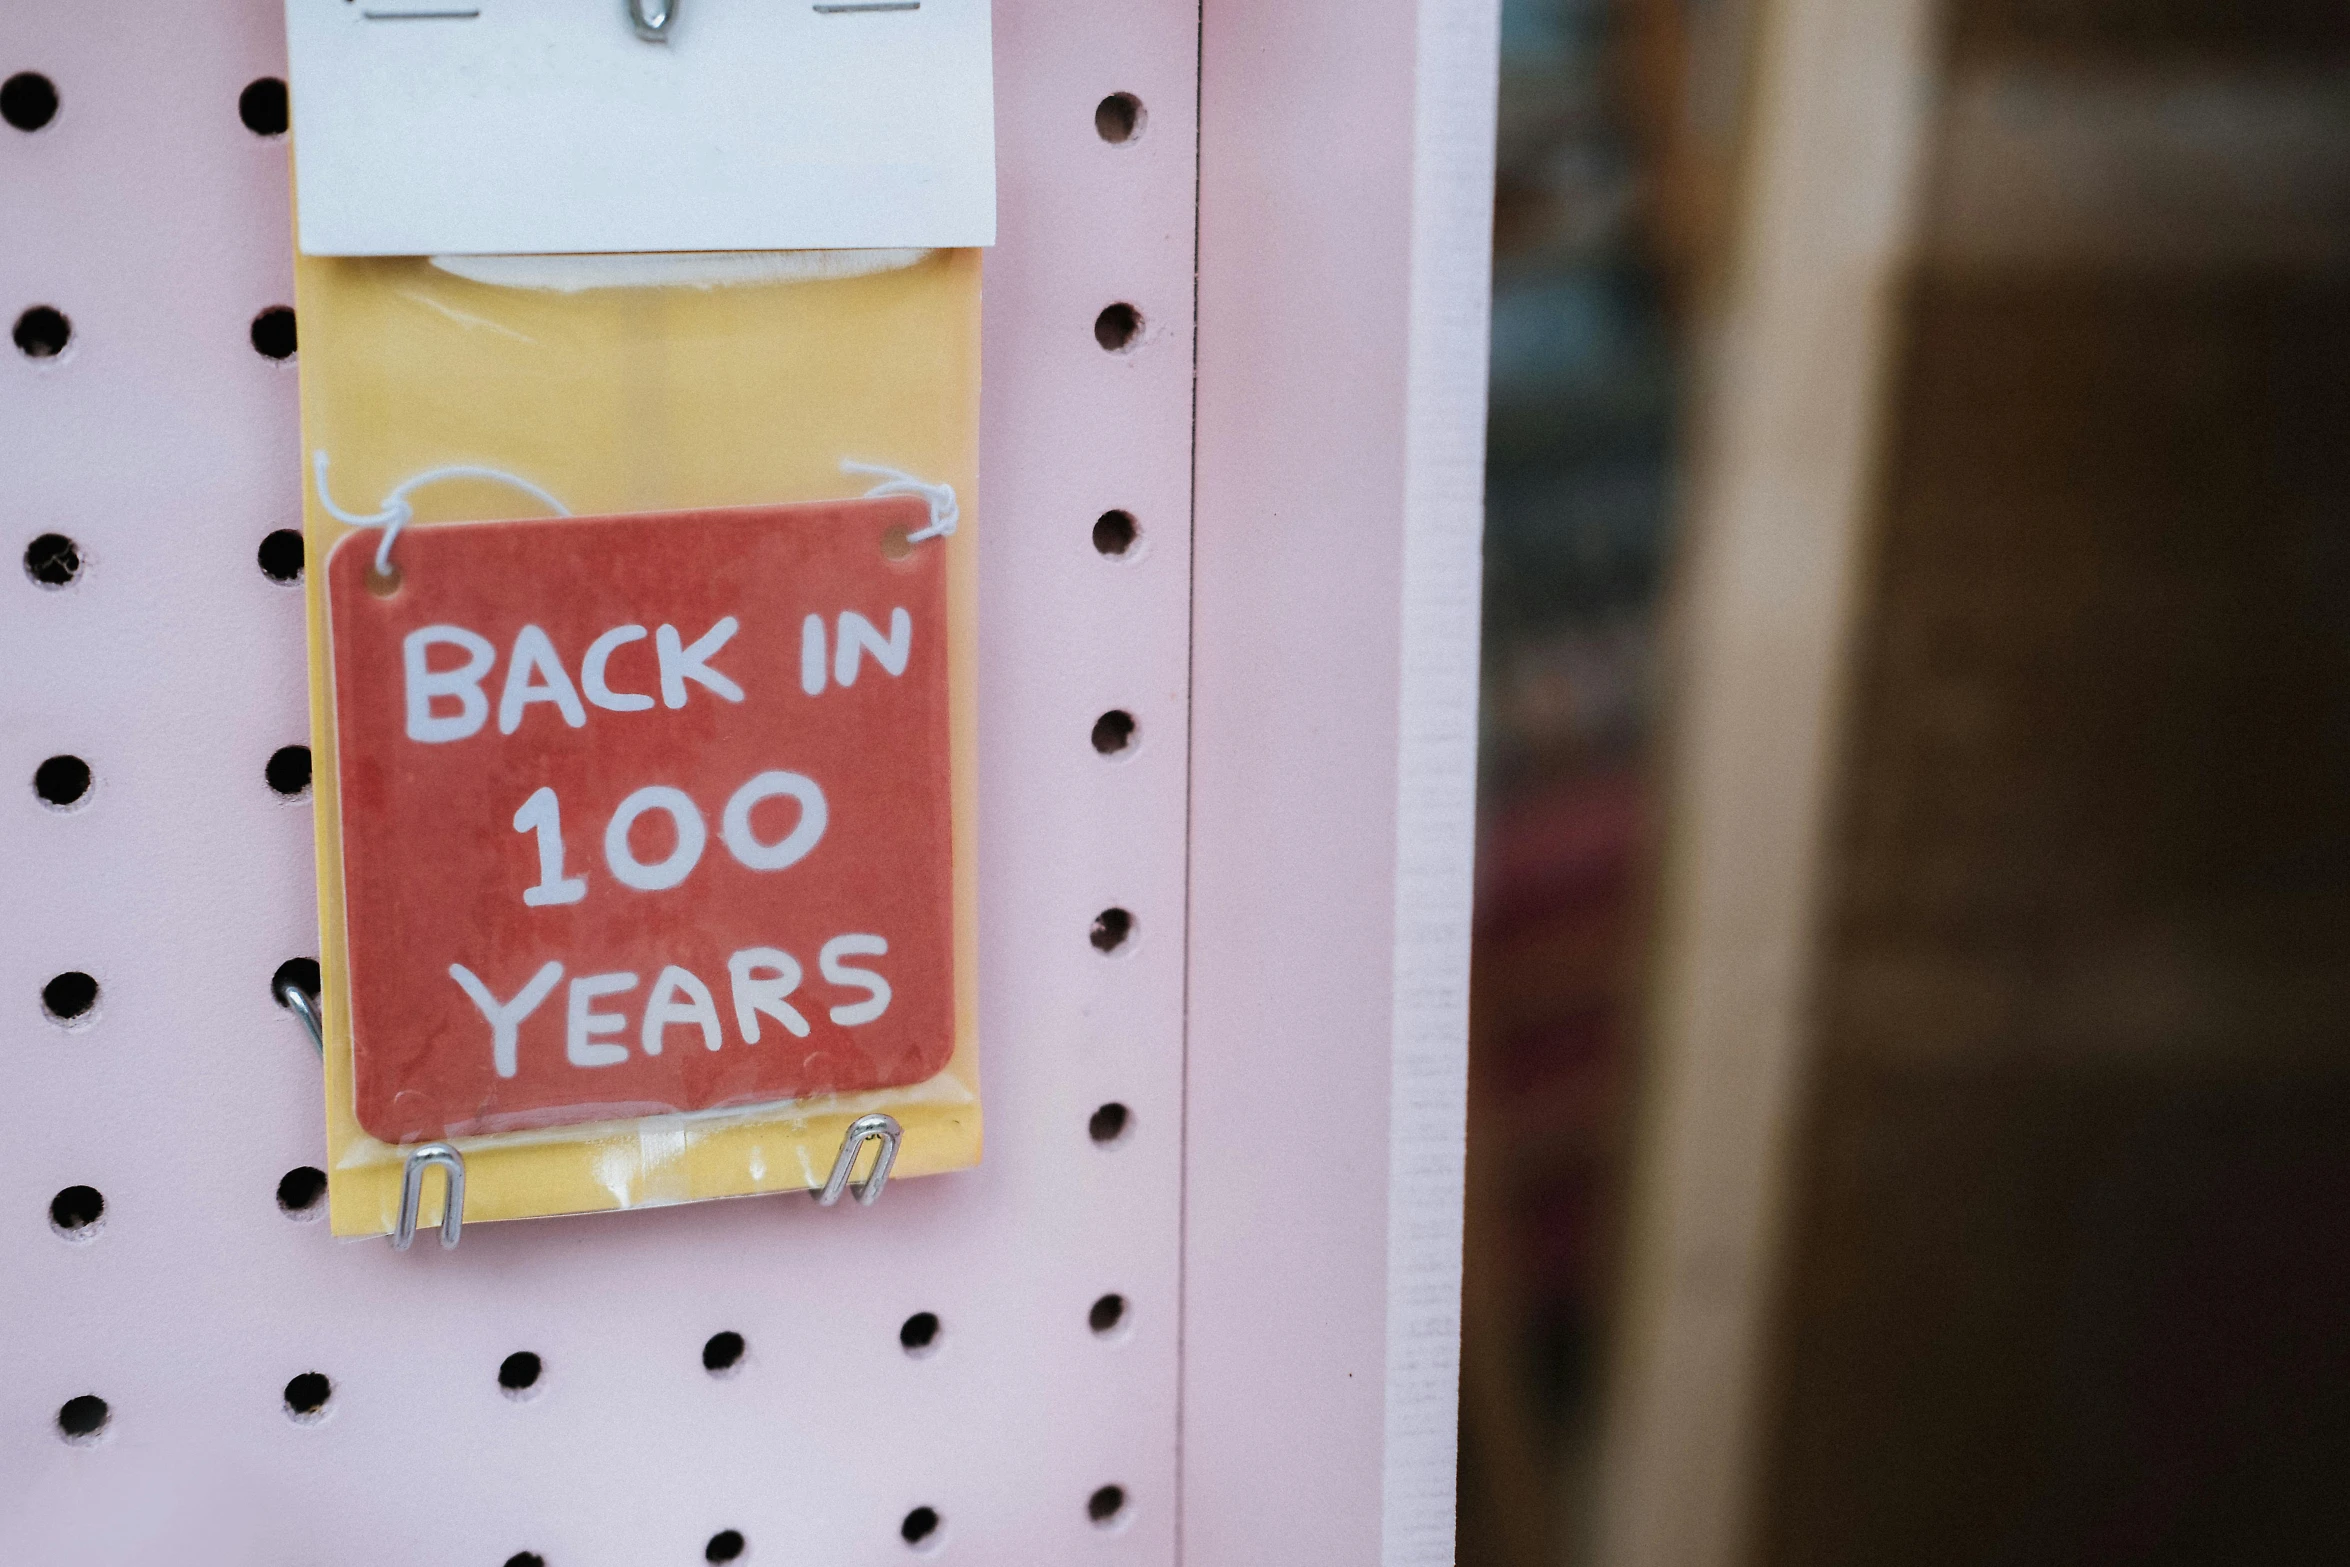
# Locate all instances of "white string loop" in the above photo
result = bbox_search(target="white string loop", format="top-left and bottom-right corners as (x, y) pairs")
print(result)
(313, 451), (571, 577)
(841, 460), (958, 543)
(312, 452), (948, 576)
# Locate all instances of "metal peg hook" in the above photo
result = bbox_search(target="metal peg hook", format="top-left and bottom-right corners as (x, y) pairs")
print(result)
(812, 1113), (902, 1207)
(277, 981), (325, 1057)
(393, 1143), (466, 1251)
(628, 0), (676, 40)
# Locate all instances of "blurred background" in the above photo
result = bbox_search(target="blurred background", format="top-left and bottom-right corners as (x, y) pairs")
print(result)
(1461, 0), (2350, 1563)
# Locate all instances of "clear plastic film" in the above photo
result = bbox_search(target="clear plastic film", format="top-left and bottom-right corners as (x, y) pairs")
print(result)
(293, 249), (982, 1237)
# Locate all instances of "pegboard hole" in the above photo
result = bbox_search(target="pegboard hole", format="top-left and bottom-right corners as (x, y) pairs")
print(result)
(278, 1166), (328, 1218)
(1088, 1485), (1129, 1528)
(267, 745), (313, 799)
(41, 971), (98, 1025)
(1095, 92), (1144, 145)
(283, 1372), (332, 1422)
(49, 1184), (104, 1239)
(1092, 509), (1139, 558)
(14, 306), (71, 359)
(3, 72), (59, 132)
(1091, 710), (1136, 755)
(704, 1530), (746, 1564)
(258, 528), (304, 583)
(56, 1394), (108, 1444)
(900, 1507), (941, 1550)
(1089, 1293), (1129, 1336)
(250, 306), (296, 362)
(1094, 303), (1142, 354)
(898, 1311), (941, 1357)
(34, 754), (92, 809)
(1089, 1102), (1133, 1146)
(239, 77), (288, 137)
(1089, 908), (1134, 954)
(24, 532), (82, 588)
(702, 1331), (746, 1375)
(272, 957), (321, 1010)
(499, 1351), (544, 1398)
(503, 1555), (546, 1567)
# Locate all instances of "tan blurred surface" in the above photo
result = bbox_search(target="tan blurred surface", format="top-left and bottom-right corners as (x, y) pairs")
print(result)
(1470, 1), (2350, 1563)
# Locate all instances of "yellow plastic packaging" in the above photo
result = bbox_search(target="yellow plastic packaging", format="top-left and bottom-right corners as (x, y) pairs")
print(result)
(292, 249), (982, 1237)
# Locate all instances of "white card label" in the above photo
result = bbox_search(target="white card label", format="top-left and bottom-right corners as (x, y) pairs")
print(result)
(285, 0), (995, 256)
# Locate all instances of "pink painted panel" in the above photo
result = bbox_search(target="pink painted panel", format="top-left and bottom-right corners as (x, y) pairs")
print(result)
(0, 1), (1197, 1562)
(1186, 0), (1420, 1560)
(1187, 0), (1490, 1558)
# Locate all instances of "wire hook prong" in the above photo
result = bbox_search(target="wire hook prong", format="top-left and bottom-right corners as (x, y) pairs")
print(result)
(812, 1113), (902, 1207)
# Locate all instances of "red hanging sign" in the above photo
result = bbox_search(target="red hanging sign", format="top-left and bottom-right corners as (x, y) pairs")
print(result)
(326, 497), (954, 1143)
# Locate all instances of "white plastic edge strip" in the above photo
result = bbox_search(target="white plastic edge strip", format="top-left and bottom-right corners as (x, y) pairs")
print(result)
(1382, 0), (1498, 1562)
(430, 248), (937, 293)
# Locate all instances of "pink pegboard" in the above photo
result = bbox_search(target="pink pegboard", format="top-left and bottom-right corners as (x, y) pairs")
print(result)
(3, 0), (1496, 1558)
(2, 2), (1198, 1562)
